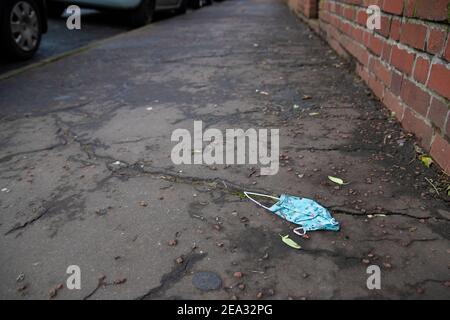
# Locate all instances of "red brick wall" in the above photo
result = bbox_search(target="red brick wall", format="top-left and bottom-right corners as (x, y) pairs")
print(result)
(296, 0), (319, 18)
(288, 0), (450, 174)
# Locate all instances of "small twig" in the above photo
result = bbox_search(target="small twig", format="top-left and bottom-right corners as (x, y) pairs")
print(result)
(248, 270), (265, 274)
(425, 177), (440, 195)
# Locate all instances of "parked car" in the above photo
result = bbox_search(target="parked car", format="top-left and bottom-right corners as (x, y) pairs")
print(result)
(47, 0), (190, 27)
(188, 0), (212, 10)
(0, 0), (48, 60)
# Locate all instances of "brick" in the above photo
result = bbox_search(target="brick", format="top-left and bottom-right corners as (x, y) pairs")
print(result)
(391, 45), (415, 75)
(371, 58), (391, 86)
(382, 0), (404, 15)
(384, 90), (405, 120)
(335, 3), (343, 15)
(404, 0), (415, 16)
(447, 112), (450, 137)
(375, 15), (391, 38)
(390, 19), (402, 41)
(401, 79), (431, 116)
(345, 0), (361, 4)
(352, 43), (370, 66)
(402, 108), (433, 149)
(362, 29), (371, 46)
(444, 36), (450, 61)
(369, 74), (385, 100)
(364, 0), (383, 7)
(414, 0), (450, 22)
(302, 0), (319, 18)
(369, 35), (384, 56)
(354, 27), (365, 44)
(427, 28), (447, 55)
(429, 98), (449, 131)
(413, 56), (430, 84)
(391, 71), (403, 96)
(356, 9), (368, 26)
(341, 21), (352, 35)
(428, 63), (450, 100)
(356, 64), (370, 84)
(400, 22), (427, 50)
(381, 41), (392, 62)
(430, 134), (450, 174)
(343, 7), (355, 20)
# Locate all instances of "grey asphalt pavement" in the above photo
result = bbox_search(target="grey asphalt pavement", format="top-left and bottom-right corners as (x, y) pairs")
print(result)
(0, 0), (449, 300)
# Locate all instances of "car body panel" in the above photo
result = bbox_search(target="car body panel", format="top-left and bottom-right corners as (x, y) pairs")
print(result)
(48, 0), (183, 11)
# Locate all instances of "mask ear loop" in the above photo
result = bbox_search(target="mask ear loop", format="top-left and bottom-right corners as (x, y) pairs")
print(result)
(244, 191), (280, 211)
(293, 227), (306, 236)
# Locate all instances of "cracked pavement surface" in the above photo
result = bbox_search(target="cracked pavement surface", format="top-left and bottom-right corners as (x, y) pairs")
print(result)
(0, 0), (449, 300)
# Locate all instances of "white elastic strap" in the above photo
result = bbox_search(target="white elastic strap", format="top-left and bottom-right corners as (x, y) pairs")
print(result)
(244, 191), (280, 211)
(293, 227), (306, 236)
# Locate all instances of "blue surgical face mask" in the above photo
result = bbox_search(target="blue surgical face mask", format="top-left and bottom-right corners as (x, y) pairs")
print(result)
(244, 192), (340, 235)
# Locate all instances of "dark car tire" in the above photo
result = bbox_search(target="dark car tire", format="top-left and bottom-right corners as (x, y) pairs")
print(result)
(205, 0), (213, 5)
(0, 0), (42, 60)
(129, 0), (155, 28)
(190, 0), (204, 10)
(174, 0), (188, 15)
(47, 1), (67, 18)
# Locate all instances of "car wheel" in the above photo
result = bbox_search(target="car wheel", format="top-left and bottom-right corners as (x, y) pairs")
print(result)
(0, 0), (42, 60)
(175, 0), (188, 15)
(47, 2), (67, 18)
(190, 0), (204, 10)
(129, 0), (155, 28)
(205, 0), (213, 5)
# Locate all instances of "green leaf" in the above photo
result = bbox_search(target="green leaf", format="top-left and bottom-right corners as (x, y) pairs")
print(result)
(447, 186), (450, 196)
(280, 235), (301, 249)
(419, 155), (433, 168)
(328, 176), (349, 185)
(309, 112), (320, 116)
(233, 191), (246, 199)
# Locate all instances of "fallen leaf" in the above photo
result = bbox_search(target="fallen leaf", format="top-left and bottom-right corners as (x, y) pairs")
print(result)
(139, 201), (148, 207)
(175, 257), (184, 264)
(302, 95), (312, 100)
(419, 155), (433, 168)
(280, 235), (301, 249)
(49, 284), (64, 299)
(113, 278), (127, 285)
(309, 112), (320, 116)
(328, 176), (349, 185)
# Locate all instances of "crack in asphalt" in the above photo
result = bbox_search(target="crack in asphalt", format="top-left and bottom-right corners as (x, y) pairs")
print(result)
(0, 144), (65, 164)
(4, 206), (49, 235)
(82, 276), (127, 300)
(330, 206), (450, 222)
(136, 251), (207, 300)
(359, 237), (440, 247)
(0, 101), (92, 122)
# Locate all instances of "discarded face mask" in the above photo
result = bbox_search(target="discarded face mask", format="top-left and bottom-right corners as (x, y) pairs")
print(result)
(244, 191), (340, 235)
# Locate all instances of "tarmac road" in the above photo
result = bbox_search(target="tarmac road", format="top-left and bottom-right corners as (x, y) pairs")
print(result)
(0, 0), (449, 300)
